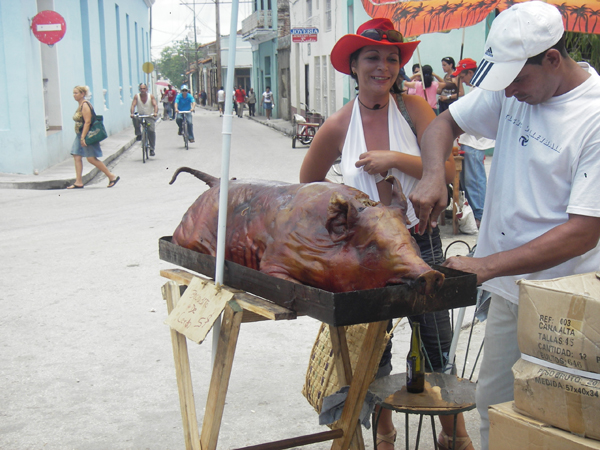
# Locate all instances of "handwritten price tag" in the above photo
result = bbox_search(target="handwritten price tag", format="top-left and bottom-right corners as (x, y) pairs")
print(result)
(165, 277), (234, 344)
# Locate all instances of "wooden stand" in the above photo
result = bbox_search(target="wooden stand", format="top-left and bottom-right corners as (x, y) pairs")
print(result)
(161, 268), (388, 450)
(452, 156), (464, 235)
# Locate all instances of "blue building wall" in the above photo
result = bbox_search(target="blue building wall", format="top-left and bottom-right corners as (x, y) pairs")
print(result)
(254, 39), (278, 118)
(0, 0), (152, 175)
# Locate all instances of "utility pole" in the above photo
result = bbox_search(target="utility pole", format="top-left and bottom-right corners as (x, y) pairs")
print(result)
(215, 0), (222, 90)
(181, 1), (200, 93)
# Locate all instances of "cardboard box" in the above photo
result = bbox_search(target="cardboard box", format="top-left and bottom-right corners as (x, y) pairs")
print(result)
(512, 358), (600, 441)
(517, 273), (600, 374)
(490, 401), (600, 450)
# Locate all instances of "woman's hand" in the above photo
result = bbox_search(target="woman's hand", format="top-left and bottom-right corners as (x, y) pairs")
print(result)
(355, 151), (394, 175)
(80, 137), (87, 147)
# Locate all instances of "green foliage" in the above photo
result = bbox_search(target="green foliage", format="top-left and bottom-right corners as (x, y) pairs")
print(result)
(566, 32), (600, 72)
(156, 40), (196, 88)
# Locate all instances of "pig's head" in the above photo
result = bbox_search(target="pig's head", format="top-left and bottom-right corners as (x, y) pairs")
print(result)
(323, 179), (444, 295)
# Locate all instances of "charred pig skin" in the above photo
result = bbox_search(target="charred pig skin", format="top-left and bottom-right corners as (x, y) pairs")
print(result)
(171, 167), (444, 295)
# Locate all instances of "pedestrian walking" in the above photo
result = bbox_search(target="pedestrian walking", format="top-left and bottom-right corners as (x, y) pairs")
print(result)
(261, 86), (273, 120)
(217, 87), (225, 117)
(235, 86), (246, 118)
(67, 85), (120, 189)
(166, 85), (177, 120)
(247, 88), (256, 116)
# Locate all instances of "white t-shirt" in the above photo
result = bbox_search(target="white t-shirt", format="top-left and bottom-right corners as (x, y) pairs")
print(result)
(262, 91), (272, 103)
(341, 95), (420, 226)
(457, 86), (495, 150)
(450, 63), (600, 303)
(217, 89), (225, 102)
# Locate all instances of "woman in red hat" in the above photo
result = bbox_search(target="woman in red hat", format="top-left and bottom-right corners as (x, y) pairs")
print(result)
(300, 18), (472, 450)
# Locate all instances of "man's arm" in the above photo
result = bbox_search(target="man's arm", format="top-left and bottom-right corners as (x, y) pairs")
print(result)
(408, 110), (464, 232)
(130, 95), (137, 116)
(444, 214), (600, 284)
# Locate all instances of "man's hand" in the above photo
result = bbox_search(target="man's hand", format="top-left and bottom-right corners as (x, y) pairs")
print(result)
(443, 256), (489, 285)
(409, 176), (448, 233)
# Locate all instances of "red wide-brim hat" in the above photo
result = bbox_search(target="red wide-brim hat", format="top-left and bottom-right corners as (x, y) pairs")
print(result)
(331, 18), (420, 75)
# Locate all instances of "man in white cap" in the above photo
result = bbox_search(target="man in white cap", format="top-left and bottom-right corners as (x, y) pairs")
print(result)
(409, 2), (600, 449)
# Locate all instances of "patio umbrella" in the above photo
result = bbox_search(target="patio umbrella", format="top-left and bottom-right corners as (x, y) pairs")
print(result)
(361, 0), (600, 37)
(497, 0), (600, 33)
(361, 0), (498, 38)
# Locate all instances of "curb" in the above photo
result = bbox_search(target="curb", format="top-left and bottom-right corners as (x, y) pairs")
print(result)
(0, 136), (136, 190)
(248, 115), (294, 137)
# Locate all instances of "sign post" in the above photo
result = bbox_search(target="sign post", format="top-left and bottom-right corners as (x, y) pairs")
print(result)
(31, 10), (67, 46)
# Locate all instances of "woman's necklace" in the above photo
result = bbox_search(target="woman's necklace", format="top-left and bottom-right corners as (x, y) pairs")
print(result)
(357, 96), (389, 111)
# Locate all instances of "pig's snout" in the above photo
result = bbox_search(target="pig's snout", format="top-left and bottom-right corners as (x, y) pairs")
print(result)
(412, 269), (445, 295)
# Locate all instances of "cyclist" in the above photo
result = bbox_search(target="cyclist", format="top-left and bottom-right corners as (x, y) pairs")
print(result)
(130, 83), (158, 156)
(175, 85), (196, 143)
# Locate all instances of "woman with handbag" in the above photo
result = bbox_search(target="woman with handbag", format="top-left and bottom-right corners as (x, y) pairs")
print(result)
(67, 85), (120, 189)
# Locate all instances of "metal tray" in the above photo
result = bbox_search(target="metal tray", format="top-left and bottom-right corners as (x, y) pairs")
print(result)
(159, 236), (477, 326)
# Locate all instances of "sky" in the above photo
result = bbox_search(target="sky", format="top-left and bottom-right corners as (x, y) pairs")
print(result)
(150, 0), (253, 60)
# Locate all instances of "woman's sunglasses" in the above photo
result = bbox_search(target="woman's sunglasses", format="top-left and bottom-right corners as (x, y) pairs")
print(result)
(360, 28), (404, 43)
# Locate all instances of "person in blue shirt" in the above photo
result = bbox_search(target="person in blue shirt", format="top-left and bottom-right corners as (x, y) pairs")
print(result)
(174, 85), (196, 143)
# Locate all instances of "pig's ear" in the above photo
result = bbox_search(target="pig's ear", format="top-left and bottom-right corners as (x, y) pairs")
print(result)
(326, 192), (359, 242)
(385, 176), (409, 219)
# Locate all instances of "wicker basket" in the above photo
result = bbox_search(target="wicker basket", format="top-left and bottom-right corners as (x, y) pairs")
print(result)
(302, 322), (396, 414)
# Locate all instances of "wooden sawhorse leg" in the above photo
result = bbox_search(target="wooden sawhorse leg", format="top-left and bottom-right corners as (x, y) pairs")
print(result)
(163, 281), (202, 450)
(200, 300), (244, 450)
(331, 321), (389, 450)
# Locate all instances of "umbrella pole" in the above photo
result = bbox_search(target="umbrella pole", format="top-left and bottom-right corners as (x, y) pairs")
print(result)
(460, 28), (466, 60)
(212, 0), (241, 364)
(416, 46), (428, 104)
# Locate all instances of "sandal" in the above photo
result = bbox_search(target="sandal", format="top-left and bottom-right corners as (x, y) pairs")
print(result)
(107, 176), (120, 188)
(66, 184), (84, 189)
(438, 430), (472, 450)
(376, 428), (396, 449)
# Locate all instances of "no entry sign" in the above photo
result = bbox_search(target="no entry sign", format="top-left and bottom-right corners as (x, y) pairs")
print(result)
(31, 10), (67, 45)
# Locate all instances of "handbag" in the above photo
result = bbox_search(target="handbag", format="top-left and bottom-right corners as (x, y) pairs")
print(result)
(83, 102), (108, 145)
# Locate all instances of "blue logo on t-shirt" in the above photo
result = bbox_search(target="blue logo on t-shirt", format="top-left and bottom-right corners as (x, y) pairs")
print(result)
(519, 135), (529, 146)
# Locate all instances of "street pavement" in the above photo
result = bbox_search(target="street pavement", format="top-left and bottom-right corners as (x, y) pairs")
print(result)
(0, 106), (485, 449)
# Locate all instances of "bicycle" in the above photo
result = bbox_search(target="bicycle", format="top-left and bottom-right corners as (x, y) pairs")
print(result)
(135, 114), (154, 163)
(292, 103), (323, 148)
(178, 110), (192, 150)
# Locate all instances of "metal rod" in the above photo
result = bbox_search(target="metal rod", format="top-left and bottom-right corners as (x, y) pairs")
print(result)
(212, 0), (240, 364)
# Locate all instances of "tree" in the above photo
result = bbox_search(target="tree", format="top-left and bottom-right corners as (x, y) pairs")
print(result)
(566, 32), (600, 72)
(156, 40), (196, 88)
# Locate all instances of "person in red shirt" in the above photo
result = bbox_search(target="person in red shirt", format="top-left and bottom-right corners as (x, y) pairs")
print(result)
(166, 85), (177, 120)
(234, 86), (246, 118)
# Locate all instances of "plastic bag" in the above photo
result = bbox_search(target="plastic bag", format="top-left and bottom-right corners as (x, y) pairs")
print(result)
(456, 193), (478, 235)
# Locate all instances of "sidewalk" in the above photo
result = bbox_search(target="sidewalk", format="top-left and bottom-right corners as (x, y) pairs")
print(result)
(0, 125), (138, 190)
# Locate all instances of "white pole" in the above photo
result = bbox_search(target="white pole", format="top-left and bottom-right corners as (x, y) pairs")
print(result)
(445, 307), (466, 374)
(212, 0), (240, 363)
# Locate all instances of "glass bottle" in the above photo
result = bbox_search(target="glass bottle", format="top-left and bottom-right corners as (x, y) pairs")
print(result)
(406, 322), (425, 393)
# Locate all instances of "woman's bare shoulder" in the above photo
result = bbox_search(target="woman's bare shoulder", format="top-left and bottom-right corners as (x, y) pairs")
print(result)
(317, 101), (353, 143)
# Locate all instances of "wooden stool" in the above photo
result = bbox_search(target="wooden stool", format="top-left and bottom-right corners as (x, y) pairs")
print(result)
(370, 372), (476, 450)
(161, 268), (388, 450)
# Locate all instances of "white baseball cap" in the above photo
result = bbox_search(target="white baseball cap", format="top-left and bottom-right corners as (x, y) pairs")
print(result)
(471, 1), (564, 91)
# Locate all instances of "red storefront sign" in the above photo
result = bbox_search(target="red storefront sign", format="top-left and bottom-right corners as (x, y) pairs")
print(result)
(31, 10), (67, 45)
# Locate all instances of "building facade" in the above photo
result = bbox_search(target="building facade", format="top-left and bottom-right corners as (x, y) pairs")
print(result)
(0, 0), (153, 175)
